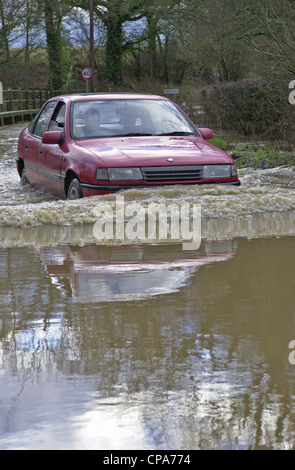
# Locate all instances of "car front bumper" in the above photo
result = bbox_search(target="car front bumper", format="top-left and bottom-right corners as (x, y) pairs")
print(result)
(80, 179), (241, 195)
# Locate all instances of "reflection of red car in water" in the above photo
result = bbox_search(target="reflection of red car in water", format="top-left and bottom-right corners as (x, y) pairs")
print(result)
(17, 93), (240, 200)
(39, 240), (237, 301)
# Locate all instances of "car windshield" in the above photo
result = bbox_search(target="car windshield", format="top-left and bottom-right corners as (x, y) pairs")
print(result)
(71, 99), (198, 139)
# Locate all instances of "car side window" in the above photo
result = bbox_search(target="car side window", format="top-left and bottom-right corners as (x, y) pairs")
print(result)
(32, 101), (56, 138)
(48, 102), (66, 131)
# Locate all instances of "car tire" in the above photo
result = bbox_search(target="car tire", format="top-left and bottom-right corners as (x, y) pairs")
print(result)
(67, 178), (83, 200)
(20, 168), (30, 186)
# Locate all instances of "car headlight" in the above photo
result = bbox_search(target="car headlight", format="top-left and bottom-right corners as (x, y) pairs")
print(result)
(203, 164), (235, 178)
(96, 167), (143, 181)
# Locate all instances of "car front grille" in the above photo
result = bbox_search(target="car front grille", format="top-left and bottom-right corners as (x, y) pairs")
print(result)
(140, 165), (204, 182)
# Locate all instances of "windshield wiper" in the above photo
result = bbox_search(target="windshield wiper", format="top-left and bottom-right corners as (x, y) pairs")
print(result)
(157, 131), (195, 136)
(119, 132), (153, 137)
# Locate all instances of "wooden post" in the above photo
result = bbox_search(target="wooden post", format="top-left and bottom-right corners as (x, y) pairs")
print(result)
(9, 89), (13, 111)
(19, 88), (23, 109)
(0, 82), (2, 113)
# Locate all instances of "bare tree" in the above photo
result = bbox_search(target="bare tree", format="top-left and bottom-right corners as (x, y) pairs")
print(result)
(0, 0), (10, 63)
(94, 0), (147, 85)
(0, 0), (42, 86)
(73, 0), (185, 85)
(43, 0), (68, 90)
(235, 0), (295, 90)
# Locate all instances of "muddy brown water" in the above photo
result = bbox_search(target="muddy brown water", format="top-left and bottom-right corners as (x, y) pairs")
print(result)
(1, 125), (295, 450)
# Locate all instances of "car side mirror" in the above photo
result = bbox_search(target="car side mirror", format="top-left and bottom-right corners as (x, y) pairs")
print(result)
(42, 130), (63, 145)
(199, 128), (214, 140)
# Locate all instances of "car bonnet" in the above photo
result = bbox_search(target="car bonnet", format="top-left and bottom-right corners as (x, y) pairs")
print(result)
(75, 135), (233, 167)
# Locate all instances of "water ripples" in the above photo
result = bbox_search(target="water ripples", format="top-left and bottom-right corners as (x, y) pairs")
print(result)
(1, 125), (295, 244)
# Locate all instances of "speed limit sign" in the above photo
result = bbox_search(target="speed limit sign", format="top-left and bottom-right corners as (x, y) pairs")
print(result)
(81, 67), (93, 80)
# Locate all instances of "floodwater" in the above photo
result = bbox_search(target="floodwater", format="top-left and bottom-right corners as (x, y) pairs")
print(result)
(1, 125), (295, 450)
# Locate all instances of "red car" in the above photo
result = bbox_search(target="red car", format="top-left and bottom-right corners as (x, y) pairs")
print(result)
(16, 93), (240, 199)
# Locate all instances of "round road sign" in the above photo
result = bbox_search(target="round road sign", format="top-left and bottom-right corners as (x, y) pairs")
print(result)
(81, 67), (93, 80)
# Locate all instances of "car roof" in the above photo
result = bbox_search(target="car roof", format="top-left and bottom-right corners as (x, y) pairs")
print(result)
(50, 93), (168, 102)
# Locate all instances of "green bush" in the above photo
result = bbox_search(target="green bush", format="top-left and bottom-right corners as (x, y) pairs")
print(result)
(231, 144), (295, 169)
(198, 80), (295, 140)
(208, 137), (227, 150)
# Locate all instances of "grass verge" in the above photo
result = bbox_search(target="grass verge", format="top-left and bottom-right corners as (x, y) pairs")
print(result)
(209, 139), (295, 169)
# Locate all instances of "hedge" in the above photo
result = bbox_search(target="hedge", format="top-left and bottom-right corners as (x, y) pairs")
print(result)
(198, 80), (295, 140)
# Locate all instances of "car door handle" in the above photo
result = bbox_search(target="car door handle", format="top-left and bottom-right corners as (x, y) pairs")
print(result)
(25, 144), (28, 150)
(39, 148), (43, 155)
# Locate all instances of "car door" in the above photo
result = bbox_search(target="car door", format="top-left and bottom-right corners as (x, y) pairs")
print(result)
(38, 101), (67, 198)
(24, 100), (56, 188)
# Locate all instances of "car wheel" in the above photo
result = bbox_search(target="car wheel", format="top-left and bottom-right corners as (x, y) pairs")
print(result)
(67, 178), (83, 200)
(20, 168), (30, 186)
